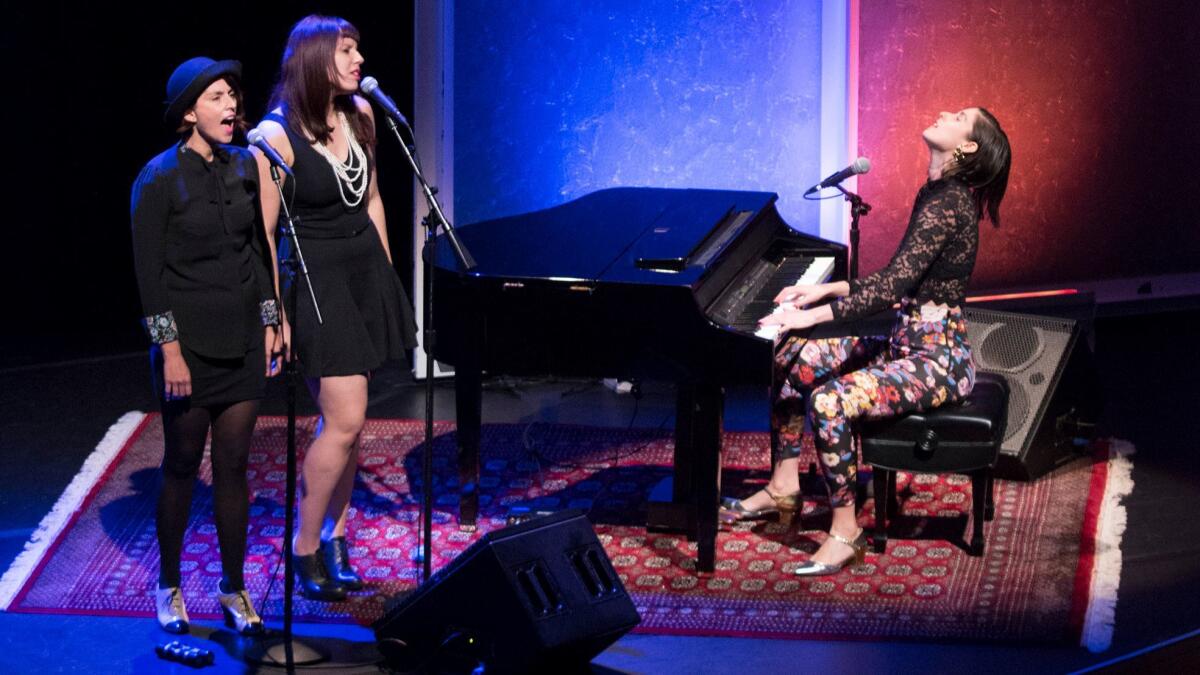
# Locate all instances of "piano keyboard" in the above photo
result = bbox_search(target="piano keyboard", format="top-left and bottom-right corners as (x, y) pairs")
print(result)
(706, 255), (837, 336)
(747, 256), (836, 341)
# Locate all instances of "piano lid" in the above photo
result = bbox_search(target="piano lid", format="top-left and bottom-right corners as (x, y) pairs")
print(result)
(434, 187), (780, 285)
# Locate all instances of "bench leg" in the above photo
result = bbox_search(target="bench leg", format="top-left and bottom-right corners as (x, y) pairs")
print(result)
(985, 472), (996, 521)
(969, 470), (987, 557)
(872, 468), (889, 553)
(887, 470), (899, 519)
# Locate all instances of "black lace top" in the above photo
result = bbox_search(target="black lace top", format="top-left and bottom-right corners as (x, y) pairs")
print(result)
(831, 176), (978, 320)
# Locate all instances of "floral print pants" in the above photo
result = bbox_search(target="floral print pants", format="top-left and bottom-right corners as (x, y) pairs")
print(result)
(772, 299), (976, 507)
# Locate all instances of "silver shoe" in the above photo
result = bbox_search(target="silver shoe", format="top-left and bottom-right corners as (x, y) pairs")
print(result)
(155, 586), (190, 634)
(217, 585), (264, 636)
(720, 487), (800, 526)
(792, 528), (868, 576)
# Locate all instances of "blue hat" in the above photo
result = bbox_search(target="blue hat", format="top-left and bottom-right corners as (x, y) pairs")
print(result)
(163, 57), (242, 126)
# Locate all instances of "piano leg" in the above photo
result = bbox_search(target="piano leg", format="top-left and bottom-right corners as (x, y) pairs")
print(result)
(645, 383), (724, 574)
(672, 385), (697, 506)
(691, 383), (724, 575)
(646, 387), (700, 533)
(455, 364), (482, 532)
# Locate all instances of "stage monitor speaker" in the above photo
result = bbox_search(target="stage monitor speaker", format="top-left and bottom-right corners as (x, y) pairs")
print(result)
(374, 510), (640, 673)
(964, 307), (1101, 481)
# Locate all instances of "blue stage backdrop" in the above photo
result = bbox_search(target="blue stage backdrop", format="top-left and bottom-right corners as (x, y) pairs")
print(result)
(453, 0), (827, 235)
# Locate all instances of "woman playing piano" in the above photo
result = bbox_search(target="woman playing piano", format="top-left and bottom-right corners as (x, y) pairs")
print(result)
(721, 107), (1012, 576)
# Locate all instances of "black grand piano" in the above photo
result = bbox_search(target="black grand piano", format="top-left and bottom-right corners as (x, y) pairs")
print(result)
(431, 187), (850, 573)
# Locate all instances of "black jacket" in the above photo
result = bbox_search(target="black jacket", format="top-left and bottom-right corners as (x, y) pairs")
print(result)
(130, 142), (276, 358)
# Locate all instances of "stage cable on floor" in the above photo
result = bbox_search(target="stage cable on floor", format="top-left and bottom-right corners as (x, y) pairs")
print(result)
(512, 388), (672, 521)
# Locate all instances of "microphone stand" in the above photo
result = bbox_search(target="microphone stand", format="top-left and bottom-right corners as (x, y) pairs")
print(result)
(246, 164), (326, 668)
(380, 113), (475, 583)
(835, 184), (873, 506)
(835, 185), (872, 281)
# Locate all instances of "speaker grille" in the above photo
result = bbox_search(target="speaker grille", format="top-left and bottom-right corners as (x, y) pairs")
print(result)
(965, 308), (1075, 456)
(1002, 380), (1030, 445)
(977, 321), (1043, 371)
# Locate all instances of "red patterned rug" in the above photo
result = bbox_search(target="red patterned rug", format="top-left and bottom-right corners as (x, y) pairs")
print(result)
(0, 413), (1132, 649)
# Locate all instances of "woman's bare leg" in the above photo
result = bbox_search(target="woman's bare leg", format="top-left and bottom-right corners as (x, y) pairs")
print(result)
(293, 374), (367, 556)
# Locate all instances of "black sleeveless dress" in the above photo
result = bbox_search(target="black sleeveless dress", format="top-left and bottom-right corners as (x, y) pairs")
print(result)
(264, 111), (417, 378)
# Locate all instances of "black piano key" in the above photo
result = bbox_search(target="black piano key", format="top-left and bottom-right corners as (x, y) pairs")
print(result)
(729, 255), (814, 325)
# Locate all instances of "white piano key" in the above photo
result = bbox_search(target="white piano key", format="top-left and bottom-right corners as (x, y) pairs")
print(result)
(795, 256), (836, 285)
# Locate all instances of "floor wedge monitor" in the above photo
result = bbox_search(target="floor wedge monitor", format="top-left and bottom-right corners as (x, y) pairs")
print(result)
(964, 307), (1100, 480)
(374, 510), (640, 673)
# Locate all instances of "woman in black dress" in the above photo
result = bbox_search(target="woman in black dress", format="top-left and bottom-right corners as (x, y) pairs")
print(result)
(252, 15), (418, 600)
(131, 57), (279, 634)
(723, 107), (1011, 575)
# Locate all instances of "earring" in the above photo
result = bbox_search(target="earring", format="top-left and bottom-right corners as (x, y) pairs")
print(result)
(952, 145), (966, 163)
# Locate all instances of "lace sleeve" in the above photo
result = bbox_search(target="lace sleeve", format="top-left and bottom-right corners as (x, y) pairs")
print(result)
(831, 183), (968, 320)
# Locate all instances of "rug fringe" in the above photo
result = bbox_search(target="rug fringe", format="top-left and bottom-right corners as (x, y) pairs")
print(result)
(1082, 438), (1135, 652)
(0, 411), (147, 610)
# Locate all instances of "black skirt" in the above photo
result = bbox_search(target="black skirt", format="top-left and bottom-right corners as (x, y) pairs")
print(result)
(281, 225), (418, 379)
(151, 338), (265, 408)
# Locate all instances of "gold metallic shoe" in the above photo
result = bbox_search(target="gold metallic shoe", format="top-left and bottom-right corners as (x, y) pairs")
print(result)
(720, 486), (801, 527)
(792, 528), (868, 577)
(155, 586), (190, 634)
(217, 584), (264, 636)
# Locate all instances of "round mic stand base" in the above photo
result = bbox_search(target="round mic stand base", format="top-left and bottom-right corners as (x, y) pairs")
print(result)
(244, 636), (329, 667)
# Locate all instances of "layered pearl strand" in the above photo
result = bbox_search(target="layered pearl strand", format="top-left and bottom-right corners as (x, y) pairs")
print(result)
(312, 111), (368, 209)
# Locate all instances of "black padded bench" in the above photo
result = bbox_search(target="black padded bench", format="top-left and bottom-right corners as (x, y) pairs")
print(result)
(859, 372), (1009, 556)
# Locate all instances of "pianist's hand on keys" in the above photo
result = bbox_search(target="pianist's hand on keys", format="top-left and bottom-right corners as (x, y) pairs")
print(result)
(754, 303), (797, 342)
(774, 283), (829, 307)
(754, 273), (836, 342)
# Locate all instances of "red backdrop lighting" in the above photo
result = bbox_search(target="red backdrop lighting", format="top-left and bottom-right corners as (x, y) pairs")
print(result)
(857, 0), (1200, 290)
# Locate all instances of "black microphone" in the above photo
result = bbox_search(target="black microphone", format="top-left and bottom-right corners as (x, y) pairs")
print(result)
(246, 129), (293, 178)
(804, 157), (871, 195)
(360, 76), (410, 128)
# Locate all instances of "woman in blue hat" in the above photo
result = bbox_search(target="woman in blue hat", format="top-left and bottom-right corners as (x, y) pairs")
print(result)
(130, 56), (280, 635)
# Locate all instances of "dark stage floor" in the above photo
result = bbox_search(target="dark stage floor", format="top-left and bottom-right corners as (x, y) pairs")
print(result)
(1, 309), (1198, 673)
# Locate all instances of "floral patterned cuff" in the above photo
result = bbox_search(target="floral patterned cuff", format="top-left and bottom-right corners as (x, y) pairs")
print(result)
(260, 299), (281, 327)
(143, 311), (179, 344)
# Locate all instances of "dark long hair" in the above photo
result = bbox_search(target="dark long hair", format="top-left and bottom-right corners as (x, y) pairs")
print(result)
(268, 15), (375, 157)
(948, 107), (1011, 226)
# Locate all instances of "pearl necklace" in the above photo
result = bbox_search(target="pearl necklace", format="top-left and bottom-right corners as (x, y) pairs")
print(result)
(311, 112), (368, 209)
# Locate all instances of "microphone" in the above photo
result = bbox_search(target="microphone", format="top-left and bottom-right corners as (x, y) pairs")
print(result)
(804, 157), (871, 195)
(360, 77), (410, 128)
(246, 129), (293, 178)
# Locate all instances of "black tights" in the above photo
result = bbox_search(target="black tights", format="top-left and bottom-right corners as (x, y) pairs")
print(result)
(156, 399), (259, 590)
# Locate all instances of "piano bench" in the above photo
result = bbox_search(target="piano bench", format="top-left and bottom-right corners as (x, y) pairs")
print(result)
(859, 372), (1009, 557)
